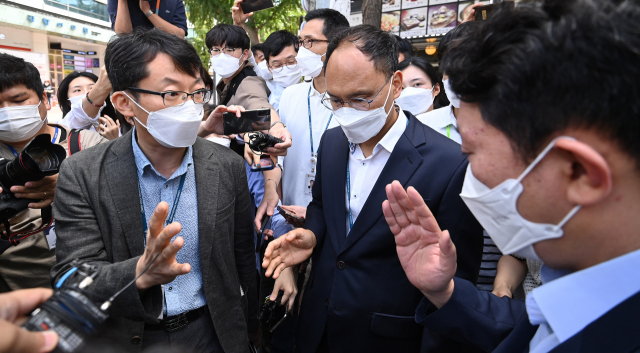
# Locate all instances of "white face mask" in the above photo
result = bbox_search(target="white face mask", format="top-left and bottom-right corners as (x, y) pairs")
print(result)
(0, 101), (47, 143)
(210, 53), (242, 79)
(443, 79), (461, 109)
(272, 64), (302, 88)
(332, 79), (394, 144)
(123, 92), (204, 148)
(460, 137), (582, 261)
(395, 87), (434, 116)
(254, 60), (273, 81)
(296, 47), (324, 78)
(68, 94), (84, 107)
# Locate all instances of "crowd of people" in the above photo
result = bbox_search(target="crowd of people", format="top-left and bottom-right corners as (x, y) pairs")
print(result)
(0, 0), (639, 352)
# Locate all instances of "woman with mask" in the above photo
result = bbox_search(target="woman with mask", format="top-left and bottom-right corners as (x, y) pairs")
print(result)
(396, 57), (445, 116)
(57, 67), (125, 140)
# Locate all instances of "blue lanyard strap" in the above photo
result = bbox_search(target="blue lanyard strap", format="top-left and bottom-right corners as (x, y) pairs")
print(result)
(7, 127), (58, 157)
(138, 173), (187, 237)
(308, 86), (333, 156)
(346, 162), (354, 233)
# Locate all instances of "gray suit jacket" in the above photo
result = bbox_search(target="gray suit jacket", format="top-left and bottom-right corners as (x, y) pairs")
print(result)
(51, 131), (257, 353)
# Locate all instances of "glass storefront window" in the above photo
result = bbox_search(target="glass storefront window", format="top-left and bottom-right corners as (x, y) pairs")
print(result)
(44, 0), (109, 22)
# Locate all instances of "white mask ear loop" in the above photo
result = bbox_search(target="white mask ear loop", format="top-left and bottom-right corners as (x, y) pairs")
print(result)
(122, 91), (150, 129)
(512, 136), (582, 229)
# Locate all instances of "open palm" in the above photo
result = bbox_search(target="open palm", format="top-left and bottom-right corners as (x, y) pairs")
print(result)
(383, 181), (457, 302)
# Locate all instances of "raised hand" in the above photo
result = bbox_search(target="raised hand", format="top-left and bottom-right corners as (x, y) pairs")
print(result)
(231, 0), (254, 26)
(382, 181), (456, 308)
(262, 228), (316, 279)
(135, 202), (191, 291)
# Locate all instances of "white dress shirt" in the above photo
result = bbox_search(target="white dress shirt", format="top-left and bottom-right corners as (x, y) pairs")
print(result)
(279, 79), (340, 208)
(416, 105), (460, 144)
(59, 100), (105, 132)
(265, 79), (285, 113)
(526, 248), (640, 353)
(346, 109), (408, 234)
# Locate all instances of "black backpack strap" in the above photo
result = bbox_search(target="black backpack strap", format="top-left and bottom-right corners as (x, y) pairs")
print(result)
(221, 66), (257, 106)
(68, 129), (82, 155)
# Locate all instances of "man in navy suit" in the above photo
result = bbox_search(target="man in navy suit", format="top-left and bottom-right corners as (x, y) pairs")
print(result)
(262, 25), (484, 352)
(384, 1), (640, 352)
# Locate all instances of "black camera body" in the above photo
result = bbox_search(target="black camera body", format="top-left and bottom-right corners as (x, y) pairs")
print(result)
(247, 132), (284, 155)
(23, 260), (108, 353)
(0, 133), (66, 223)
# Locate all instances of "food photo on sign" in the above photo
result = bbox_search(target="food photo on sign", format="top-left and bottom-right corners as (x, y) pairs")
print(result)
(402, 0), (428, 10)
(427, 3), (457, 35)
(381, 11), (401, 33)
(382, 0), (401, 12)
(400, 7), (428, 37)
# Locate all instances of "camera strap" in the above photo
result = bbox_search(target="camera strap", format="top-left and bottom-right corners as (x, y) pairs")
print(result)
(68, 129), (82, 155)
(0, 206), (54, 246)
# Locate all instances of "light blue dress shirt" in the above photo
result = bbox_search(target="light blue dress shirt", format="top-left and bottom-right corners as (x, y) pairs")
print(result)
(132, 130), (206, 316)
(526, 247), (640, 352)
(245, 162), (294, 270)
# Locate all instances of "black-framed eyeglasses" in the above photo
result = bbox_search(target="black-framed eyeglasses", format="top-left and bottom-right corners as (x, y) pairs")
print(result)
(126, 87), (213, 107)
(269, 60), (298, 73)
(322, 76), (392, 112)
(298, 38), (329, 49)
(209, 47), (239, 56)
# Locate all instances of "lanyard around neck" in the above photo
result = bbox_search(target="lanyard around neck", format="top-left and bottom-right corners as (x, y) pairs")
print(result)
(7, 127), (58, 157)
(308, 86), (333, 156)
(138, 173), (187, 239)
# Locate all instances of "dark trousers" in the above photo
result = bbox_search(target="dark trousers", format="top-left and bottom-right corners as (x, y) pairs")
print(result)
(142, 307), (224, 353)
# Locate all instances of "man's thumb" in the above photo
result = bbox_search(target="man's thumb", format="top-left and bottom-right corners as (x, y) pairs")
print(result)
(3, 322), (58, 353)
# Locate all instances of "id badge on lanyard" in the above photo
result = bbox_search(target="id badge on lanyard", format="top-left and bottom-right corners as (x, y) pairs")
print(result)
(306, 86), (332, 195)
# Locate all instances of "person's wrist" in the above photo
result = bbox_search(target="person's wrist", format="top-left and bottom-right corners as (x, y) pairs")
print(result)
(422, 279), (455, 309)
(135, 257), (151, 291)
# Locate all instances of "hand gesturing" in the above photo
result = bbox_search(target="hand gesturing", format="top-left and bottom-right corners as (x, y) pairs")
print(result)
(382, 181), (456, 308)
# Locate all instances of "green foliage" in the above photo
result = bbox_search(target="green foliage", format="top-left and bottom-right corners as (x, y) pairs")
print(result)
(185, 0), (305, 69)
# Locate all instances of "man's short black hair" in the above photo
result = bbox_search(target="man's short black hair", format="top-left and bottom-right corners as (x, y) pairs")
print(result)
(444, 0), (640, 168)
(0, 53), (44, 99)
(395, 35), (413, 61)
(325, 25), (398, 78)
(263, 30), (299, 63)
(206, 24), (251, 51)
(105, 28), (203, 93)
(251, 44), (264, 55)
(304, 8), (350, 40)
(437, 21), (480, 63)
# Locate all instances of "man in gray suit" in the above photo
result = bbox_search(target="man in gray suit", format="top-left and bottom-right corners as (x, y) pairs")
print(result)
(52, 28), (257, 352)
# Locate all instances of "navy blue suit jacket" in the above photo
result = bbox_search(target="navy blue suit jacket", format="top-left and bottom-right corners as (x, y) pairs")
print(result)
(296, 112), (485, 353)
(417, 277), (640, 353)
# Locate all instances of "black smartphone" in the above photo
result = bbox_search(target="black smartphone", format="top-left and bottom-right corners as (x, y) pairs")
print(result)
(240, 0), (275, 14)
(258, 290), (288, 332)
(258, 214), (272, 237)
(277, 206), (305, 228)
(223, 108), (271, 135)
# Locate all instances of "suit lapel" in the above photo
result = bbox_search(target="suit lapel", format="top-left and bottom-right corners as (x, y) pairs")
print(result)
(338, 114), (425, 255)
(325, 130), (350, 254)
(104, 130), (146, 257)
(192, 139), (220, 276)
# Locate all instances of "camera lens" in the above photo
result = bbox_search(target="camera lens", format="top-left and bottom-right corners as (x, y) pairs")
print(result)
(0, 134), (66, 190)
(27, 147), (57, 171)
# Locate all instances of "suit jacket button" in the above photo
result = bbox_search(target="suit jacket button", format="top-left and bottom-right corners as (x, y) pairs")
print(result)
(131, 336), (141, 344)
(337, 261), (346, 270)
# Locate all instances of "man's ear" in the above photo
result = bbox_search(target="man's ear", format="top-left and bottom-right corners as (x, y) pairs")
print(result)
(111, 91), (135, 123)
(392, 70), (403, 100)
(555, 138), (613, 206)
(242, 49), (250, 62)
(41, 92), (51, 111)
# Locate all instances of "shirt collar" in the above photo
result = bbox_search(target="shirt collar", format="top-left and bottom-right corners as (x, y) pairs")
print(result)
(131, 127), (193, 180)
(309, 79), (323, 97)
(375, 107), (408, 155)
(526, 247), (640, 343)
(428, 104), (457, 129)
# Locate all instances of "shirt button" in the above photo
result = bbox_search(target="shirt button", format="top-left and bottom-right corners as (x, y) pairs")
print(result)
(353, 195), (357, 198)
(165, 184), (169, 189)
(168, 286), (173, 291)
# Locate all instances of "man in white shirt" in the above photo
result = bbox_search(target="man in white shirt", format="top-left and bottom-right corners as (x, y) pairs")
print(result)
(262, 25), (484, 353)
(383, 1), (640, 353)
(276, 8), (349, 217)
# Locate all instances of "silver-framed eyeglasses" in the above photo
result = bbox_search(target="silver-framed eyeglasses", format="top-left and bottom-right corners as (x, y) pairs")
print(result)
(269, 60), (298, 73)
(208, 47), (239, 56)
(322, 76), (392, 111)
(126, 87), (213, 107)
